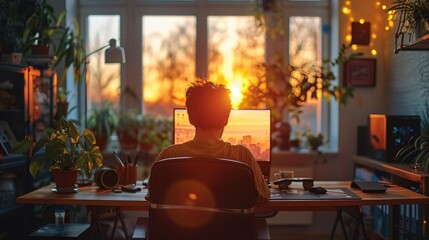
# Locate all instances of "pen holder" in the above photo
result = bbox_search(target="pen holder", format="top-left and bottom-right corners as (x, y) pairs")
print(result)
(120, 165), (138, 185)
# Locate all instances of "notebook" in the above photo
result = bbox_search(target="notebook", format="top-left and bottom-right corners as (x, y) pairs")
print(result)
(351, 181), (387, 193)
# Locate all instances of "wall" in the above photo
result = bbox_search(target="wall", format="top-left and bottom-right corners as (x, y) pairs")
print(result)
(386, 44), (429, 114)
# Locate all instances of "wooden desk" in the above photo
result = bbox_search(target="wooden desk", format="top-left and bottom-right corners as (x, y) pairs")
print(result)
(17, 181), (429, 210)
(17, 181), (429, 240)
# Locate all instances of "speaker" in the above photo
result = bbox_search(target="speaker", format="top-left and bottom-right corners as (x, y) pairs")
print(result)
(368, 114), (420, 162)
(94, 167), (120, 189)
(357, 125), (368, 156)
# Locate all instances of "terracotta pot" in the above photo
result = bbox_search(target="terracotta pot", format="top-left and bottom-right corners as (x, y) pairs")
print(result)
(51, 169), (78, 189)
(94, 133), (109, 152)
(117, 130), (138, 151)
(30, 44), (51, 55)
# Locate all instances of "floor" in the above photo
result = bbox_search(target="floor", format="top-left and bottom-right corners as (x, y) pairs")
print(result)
(95, 211), (354, 240)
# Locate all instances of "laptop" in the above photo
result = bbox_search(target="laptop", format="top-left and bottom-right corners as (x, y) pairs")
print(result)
(173, 108), (272, 181)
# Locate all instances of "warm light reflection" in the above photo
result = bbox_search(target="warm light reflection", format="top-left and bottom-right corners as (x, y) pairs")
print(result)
(188, 193), (198, 200)
(342, 7), (351, 14)
(208, 16), (264, 109)
(346, 34), (352, 42)
(227, 77), (246, 109)
(371, 49), (377, 55)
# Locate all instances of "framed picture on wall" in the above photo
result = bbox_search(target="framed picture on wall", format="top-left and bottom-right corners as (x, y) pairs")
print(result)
(344, 58), (376, 87)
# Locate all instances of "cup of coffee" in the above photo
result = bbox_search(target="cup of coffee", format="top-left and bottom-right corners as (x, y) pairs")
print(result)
(274, 170), (294, 180)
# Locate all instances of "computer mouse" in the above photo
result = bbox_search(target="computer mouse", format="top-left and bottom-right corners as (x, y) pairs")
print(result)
(308, 186), (327, 194)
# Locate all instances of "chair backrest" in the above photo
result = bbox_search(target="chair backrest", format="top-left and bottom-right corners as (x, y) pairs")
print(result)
(147, 157), (257, 240)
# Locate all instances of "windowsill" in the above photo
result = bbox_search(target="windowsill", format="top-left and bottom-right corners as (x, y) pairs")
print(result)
(272, 147), (339, 156)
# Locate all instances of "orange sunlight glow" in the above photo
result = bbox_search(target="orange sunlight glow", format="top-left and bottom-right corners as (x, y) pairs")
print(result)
(226, 75), (247, 109)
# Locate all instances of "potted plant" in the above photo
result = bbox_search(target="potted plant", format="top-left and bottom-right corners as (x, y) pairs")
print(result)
(239, 44), (359, 150)
(389, 0), (429, 38)
(394, 102), (429, 171)
(137, 115), (173, 153)
(21, 0), (58, 56)
(87, 101), (117, 151)
(306, 133), (324, 151)
(116, 110), (140, 151)
(116, 111), (173, 153)
(22, 0), (86, 82)
(11, 118), (103, 191)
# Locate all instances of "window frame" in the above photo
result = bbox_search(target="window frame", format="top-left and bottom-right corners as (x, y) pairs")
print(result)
(78, 0), (337, 151)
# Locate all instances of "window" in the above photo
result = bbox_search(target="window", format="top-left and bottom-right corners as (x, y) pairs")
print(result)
(87, 15), (121, 112)
(142, 16), (196, 115)
(79, 0), (333, 149)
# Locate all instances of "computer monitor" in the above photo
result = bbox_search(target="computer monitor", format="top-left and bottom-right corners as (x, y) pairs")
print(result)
(173, 108), (271, 179)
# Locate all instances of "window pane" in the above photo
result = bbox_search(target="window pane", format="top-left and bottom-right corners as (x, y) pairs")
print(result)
(288, 16), (321, 136)
(142, 16), (196, 117)
(208, 16), (264, 109)
(87, 15), (121, 111)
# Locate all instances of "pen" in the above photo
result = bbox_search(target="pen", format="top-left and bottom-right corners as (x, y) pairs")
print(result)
(134, 153), (140, 166)
(113, 151), (125, 168)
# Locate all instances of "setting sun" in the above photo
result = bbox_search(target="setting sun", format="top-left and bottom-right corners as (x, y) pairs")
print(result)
(226, 75), (247, 109)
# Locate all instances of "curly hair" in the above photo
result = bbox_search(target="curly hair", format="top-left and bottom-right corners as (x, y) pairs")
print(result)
(185, 79), (232, 129)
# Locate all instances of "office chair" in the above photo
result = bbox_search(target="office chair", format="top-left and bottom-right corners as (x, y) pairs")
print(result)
(132, 157), (270, 240)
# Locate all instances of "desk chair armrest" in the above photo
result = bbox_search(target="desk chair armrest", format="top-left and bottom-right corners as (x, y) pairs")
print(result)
(256, 211), (278, 219)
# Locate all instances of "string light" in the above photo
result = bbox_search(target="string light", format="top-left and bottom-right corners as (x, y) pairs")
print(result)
(341, 0), (392, 54)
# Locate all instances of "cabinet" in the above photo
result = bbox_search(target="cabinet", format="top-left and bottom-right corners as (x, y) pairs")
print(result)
(0, 63), (57, 145)
(0, 63), (57, 237)
(353, 155), (429, 239)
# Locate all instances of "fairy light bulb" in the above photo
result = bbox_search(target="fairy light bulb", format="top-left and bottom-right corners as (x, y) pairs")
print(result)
(371, 49), (377, 55)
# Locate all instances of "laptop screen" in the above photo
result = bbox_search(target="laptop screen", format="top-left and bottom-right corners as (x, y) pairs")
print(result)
(173, 108), (271, 163)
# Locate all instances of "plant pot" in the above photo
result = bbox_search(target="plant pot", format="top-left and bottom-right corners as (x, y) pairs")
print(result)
(117, 130), (138, 151)
(30, 44), (52, 56)
(139, 142), (153, 152)
(51, 169), (78, 190)
(94, 133), (109, 152)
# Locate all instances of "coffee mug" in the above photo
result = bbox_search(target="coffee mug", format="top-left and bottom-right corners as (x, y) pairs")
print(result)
(274, 170), (294, 180)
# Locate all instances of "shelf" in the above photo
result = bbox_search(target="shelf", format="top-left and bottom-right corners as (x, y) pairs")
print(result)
(0, 154), (26, 170)
(354, 156), (429, 184)
(395, 33), (429, 52)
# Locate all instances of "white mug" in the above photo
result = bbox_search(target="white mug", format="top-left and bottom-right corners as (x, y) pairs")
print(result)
(274, 170), (294, 180)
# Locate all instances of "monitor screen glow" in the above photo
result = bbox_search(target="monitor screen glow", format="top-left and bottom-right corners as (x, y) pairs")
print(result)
(173, 109), (271, 162)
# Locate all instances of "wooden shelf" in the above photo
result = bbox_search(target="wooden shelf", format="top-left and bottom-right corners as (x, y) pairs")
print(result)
(354, 155), (429, 185)
(395, 33), (429, 52)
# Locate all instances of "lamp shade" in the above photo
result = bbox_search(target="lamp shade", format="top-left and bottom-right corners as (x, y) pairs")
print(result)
(105, 38), (126, 64)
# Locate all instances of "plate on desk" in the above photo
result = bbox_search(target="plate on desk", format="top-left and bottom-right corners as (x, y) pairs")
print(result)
(52, 186), (79, 194)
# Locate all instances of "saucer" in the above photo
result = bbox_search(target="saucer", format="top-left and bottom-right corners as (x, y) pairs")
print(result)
(52, 186), (78, 194)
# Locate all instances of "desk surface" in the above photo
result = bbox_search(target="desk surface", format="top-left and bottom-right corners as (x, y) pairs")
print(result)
(17, 181), (429, 211)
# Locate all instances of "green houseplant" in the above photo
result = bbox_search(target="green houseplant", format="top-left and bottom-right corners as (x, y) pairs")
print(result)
(116, 111), (173, 152)
(389, 0), (429, 51)
(22, 0), (86, 118)
(306, 133), (324, 151)
(11, 118), (103, 189)
(87, 101), (117, 151)
(21, 0), (58, 56)
(395, 102), (429, 171)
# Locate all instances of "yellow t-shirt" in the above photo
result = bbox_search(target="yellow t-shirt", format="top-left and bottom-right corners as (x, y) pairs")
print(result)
(154, 139), (271, 203)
